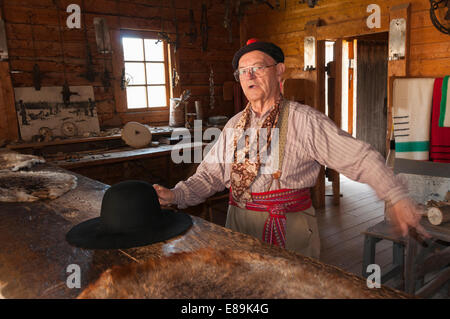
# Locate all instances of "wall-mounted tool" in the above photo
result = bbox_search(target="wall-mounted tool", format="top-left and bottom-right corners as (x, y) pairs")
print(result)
(429, 0), (450, 35)
(224, 0), (233, 43)
(304, 36), (316, 71)
(171, 0), (180, 52)
(80, 0), (97, 82)
(200, 3), (209, 52)
(185, 0), (197, 44)
(61, 83), (79, 107)
(388, 18), (406, 61)
(54, 0), (80, 106)
(28, 13), (43, 90)
(156, 1), (176, 49)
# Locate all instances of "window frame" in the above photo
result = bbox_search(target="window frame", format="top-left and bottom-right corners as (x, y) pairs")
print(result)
(120, 30), (171, 112)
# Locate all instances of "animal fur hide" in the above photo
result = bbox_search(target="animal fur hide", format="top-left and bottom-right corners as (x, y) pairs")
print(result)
(0, 150), (45, 171)
(0, 170), (77, 202)
(78, 248), (409, 299)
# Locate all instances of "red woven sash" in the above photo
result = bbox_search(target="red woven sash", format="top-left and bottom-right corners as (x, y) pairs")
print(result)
(229, 188), (312, 248)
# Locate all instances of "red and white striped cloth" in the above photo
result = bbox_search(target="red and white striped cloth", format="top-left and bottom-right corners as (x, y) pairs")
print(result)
(430, 77), (450, 163)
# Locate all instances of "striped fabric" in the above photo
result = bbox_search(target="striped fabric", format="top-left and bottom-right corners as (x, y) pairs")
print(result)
(229, 188), (311, 248)
(439, 76), (450, 127)
(392, 78), (435, 161)
(430, 77), (450, 163)
(172, 100), (408, 210)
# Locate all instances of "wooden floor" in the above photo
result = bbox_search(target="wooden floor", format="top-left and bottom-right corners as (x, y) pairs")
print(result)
(208, 176), (390, 275)
(208, 176), (448, 298)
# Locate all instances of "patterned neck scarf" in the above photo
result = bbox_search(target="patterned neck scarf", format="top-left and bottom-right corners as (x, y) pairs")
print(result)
(231, 95), (284, 203)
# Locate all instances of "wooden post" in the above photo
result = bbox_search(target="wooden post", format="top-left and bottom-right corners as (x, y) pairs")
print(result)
(304, 20), (326, 209)
(348, 39), (354, 136)
(330, 39), (343, 206)
(386, 3), (411, 154)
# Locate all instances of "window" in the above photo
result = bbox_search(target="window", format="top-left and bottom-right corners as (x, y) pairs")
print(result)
(122, 34), (170, 109)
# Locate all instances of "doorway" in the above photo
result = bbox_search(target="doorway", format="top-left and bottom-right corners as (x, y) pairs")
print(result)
(341, 33), (389, 158)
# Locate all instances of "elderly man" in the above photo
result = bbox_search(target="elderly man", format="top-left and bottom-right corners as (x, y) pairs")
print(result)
(154, 40), (427, 259)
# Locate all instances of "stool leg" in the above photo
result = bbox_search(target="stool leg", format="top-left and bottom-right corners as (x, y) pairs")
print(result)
(393, 242), (405, 290)
(405, 235), (418, 295)
(393, 242), (404, 267)
(362, 235), (377, 278)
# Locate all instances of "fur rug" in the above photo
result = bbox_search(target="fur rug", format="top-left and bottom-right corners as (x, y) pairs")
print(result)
(0, 150), (45, 171)
(0, 170), (77, 202)
(78, 248), (408, 299)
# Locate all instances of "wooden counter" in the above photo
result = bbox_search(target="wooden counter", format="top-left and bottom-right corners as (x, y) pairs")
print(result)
(0, 163), (411, 299)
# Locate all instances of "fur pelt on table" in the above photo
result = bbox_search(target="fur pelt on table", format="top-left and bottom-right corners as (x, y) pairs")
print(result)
(78, 248), (409, 299)
(0, 150), (45, 171)
(0, 170), (77, 202)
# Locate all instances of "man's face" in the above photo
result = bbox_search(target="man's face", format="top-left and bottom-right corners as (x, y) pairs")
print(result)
(237, 50), (284, 103)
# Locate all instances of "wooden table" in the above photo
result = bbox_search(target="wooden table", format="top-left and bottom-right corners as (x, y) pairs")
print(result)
(0, 164), (410, 299)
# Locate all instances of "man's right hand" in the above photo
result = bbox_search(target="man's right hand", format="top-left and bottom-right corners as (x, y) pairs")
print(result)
(153, 184), (175, 206)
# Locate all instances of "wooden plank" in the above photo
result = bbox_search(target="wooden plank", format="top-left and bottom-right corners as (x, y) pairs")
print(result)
(0, 62), (19, 142)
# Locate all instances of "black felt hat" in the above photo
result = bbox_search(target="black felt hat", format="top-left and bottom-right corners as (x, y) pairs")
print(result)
(232, 38), (285, 70)
(66, 180), (192, 249)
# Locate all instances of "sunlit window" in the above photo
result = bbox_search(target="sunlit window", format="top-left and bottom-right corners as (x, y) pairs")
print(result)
(122, 36), (169, 109)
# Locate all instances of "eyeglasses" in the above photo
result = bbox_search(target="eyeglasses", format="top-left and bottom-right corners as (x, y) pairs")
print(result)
(233, 63), (278, 82)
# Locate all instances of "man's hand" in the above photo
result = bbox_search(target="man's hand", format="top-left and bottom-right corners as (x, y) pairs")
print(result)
(153, 184), (175, 206)
(387, 198), (430, 238)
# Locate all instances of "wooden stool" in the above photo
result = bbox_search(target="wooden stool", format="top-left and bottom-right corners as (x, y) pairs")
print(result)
(362, 220), (407, 287)
(404, 230), (450, 298)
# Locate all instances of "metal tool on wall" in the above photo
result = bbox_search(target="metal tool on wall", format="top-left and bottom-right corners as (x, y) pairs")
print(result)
(200, 2), (209, 52)
(171, 0), (180, 52)
(28, 13), (43, 90)
(80, 0), (97, 82)
(429, 0), (450, 35)
(156, 0), (176, 49)
(224, 0), (233, 43)
(54, 0), (79, 106)
(185, 0), (197, 45)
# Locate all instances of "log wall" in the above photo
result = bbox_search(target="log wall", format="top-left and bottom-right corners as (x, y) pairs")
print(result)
(245, 0), (450, 79)
(0, 0), (240, 141)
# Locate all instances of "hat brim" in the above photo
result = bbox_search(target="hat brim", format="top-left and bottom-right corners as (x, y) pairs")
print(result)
(65, 209), (192, 250)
